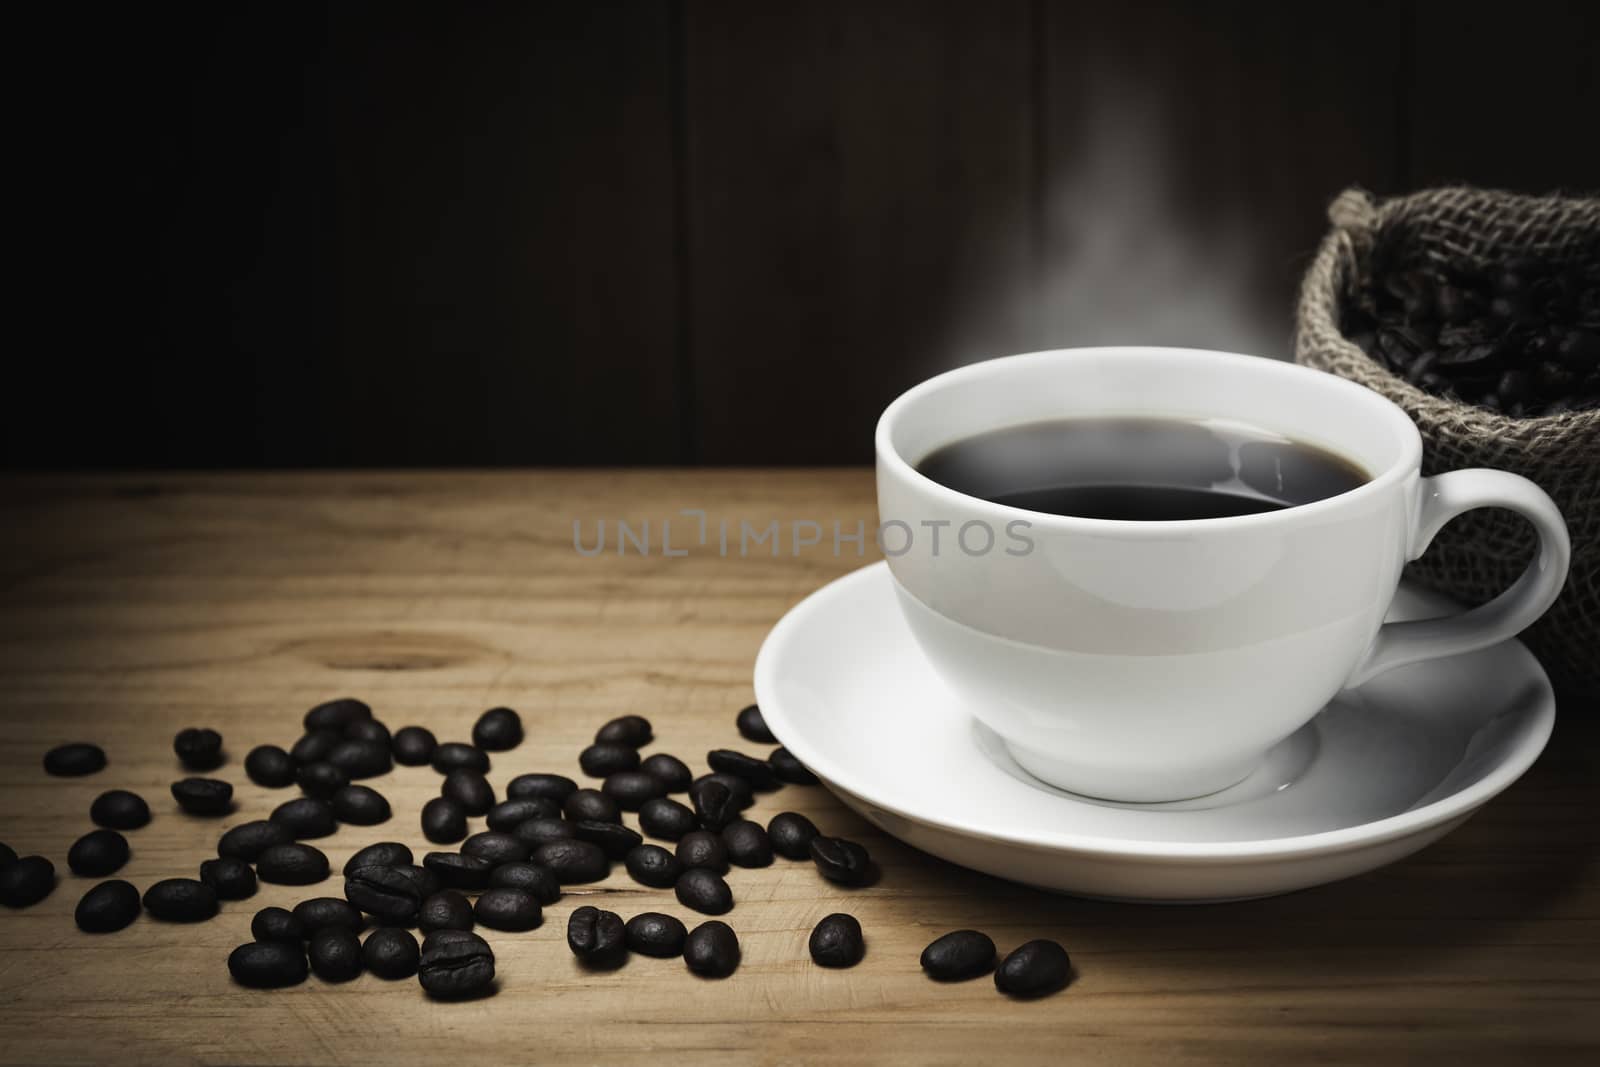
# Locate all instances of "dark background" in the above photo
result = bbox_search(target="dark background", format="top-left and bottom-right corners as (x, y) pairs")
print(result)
(9, 0), (1598, 468)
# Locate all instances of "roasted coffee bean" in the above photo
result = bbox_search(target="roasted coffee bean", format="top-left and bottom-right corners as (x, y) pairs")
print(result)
(920, 930), (997, 981)
(344, 841), (414, 876)
(68, 829), (130, 877)
(421, 797), (469, 844)
(345, 865), (423, 924)
(486, 797), (557, 832)
(639, 797), (697, 841)
(579, 743), (640, 778)
(172, 777), (234, 816)
(736, 703), (775, 744)
(691, 780), (740, 832)
(44, 742), (106, 777)
(430, 742), (489, 774)
(475, 887), (541, 931)
(563, 788), (621, 824)
(626, 912), (687, 958)
(675, 868), (733, 915)
(332, 784), (391, 825)
(513, 817), (575, 848)
(768, 747), (818, 785)
(1558, 329), (1600, 372)
(304, 697), (372, 733)
(639, 753), (693, 793)
(143, 878), (218, 922)
(363, 927), (420, 979)
(0, 843), (13, 869)
(391, 725), (437, 766)
(256, 843), (330, 885)
(419, 890), (476, 933)
(721, 820), (773, 868)
(418, 929), (495, 998)
(573, 819), (641, 860)
(0, 856), (55, 907)
(809, 913), (865, 968)
(810, 836), (874, 887)
(228, 940), (309, 988)
(767, 812), (820, 860)
(423, 851), (495, 891)
(396, 864), (441, 899)
(218, 820), (291, 862)
(1499, 368), (1533, 406)
(173, 727), (224, 771)
(488, 862), (562, 905)
(345, 718), (391, 745)
(707, 749), (779, 791)
(270, 796), (337, 838)
(506, 772), (577, 803)
(692, 772), (754, 809)
(994, 939), (1072, 997)
(199, 857), (257, 900)
(291, 730), (341, 765)
(90, 789), (151, 830)
(567, 905), (627, 968)
(471, 706), (523, 751)
(624, 844), (682, 888)
(328, 739), (391, 780)
(594, 714), (653, 747)
(684, 920), (740, 978)
(293, 896), (365, 936)
(75, 879), (141, 933)
(251, 905), (304, 943)
(309, 928), (363, 982)
(602, 770), (667, 811)
(244, 744), (296, 788)
(675, 831), (730, 874)
(296, 761), (348, 799)
(532, 839), (610, 884)
(440, 769), (495, 816)
(461, 831), (530, 866)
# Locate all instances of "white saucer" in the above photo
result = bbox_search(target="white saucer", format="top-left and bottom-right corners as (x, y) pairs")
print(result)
(753, 562), (1555, 902)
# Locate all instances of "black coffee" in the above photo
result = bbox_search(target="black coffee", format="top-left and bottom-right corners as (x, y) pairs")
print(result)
(916, 417), (1368, 520)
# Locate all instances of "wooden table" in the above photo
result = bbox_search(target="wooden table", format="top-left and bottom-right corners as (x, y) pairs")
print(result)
(1, 471), (1595, 1065)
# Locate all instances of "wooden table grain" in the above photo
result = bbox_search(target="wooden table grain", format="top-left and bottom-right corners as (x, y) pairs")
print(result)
(0, 471), (1595, 1066)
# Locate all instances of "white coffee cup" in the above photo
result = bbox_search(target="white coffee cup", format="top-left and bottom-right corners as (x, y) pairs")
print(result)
(876, 347), (1570, 803)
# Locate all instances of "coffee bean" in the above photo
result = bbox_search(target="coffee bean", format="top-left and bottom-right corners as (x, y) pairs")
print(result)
(506, 772), (577, 803)
(471, 706), (523, 751)
(488, 862), (562, 905)
(994, 939), (1072, 998)
(768, 747), (818, 785)
(296, 761), (348, 799)
(513, 817), (575, 849)
(256, 843), (330, 885)
(172, 777), (234, 816)
(418, 890), (475, 933)
(675, 868), (733, 915)
(431, 742), (490, 775)
(639, 753), (693, 793)
(624, 845), (682, 888)
(332, 785), (391, 825)
(567, 905), (627, 968)
(579, 743), (640, 778)
(173, 727), (224, 771)
(625, 912), (688, 958)
(639, 797), (697, 841)
(396, 864), (441, 899)
(441, 770), (496, 816)
(594, 714), (653, 747)
(68, 829), (130, 877)
(563, 788), (621, 824)
(291, 730), (341, 765)
(683, 920), (740, 978)
(293, 896), (365, 935)
(199, 857), (257, 900)
(1558, 329), (1600, 372)
(920, 930), (996, 981)
(809, 913), (865, 968)
(736, 703), (776, 744)
(461, 831), (530, 866)
(89, 789), (151, 830)
(363, 927), (420, 980)
(573, 819), (641, 860)
(143, 878), (218, 922)
(44, 742), (106, 777)
(707, 749), (779, 790)
(767, 812), (820, 860)
(309, 928), (363, 982)
(391, 726), (438, 766)
(218, 820), (291, 862)
(486, 797), (559, 832)
(602, 771), (667, 811)
(75, 879), (141, 933)
(691, 780), (740, 832)
(304, 697), (372, 733)
(344, 841), (414, 876)
(345, 865), (423, 924)
(423, 851), (494, 892)
(722, 820), (773, 868)
(251, 905), (304, 943)
(328, 739), (391, 780)
(675, 831), (730, 874)
(475, 887), (541, 932)
(419, 929), (495, 998)
(244, 745), (296, 788)
(421, 797), (468, 844)
(810, 836), (874, 886)
(269, 796), (336, 838)
(0, 856), (55, 907)
(344, 716), (390, 744)
(532, 839), (610, 884)
(692, 773), (754, 809)
(228, 940), (309, 988)
(0, 843), (12, 869)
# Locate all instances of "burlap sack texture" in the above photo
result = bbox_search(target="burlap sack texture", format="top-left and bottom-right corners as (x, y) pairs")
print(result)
(1295, 186), (1599, 693)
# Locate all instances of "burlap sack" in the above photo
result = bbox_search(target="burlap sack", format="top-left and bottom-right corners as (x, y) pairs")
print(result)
(1295, 186), (1599, 693)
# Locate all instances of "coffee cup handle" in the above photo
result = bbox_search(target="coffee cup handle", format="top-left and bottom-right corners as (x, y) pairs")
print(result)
(1345, 469), (1571, 688)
